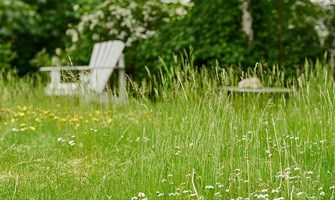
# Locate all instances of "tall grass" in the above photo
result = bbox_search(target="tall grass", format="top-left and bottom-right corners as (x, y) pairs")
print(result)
(1, 59), (335, 199)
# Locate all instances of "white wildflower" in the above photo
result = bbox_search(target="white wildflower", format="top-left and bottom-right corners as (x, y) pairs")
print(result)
(168, 193), (175, 196)
(205, 185), (214, 189)
(297, 192), (304, 196)
(271, 189), (280, 193)
(156, 191), (164, 197)
(138, 192), (145, 198)
(256, 194), (269, 199)
(261, 189), (268, 193)
(216, 183), (224, 188)
(143, 137), (149, 142)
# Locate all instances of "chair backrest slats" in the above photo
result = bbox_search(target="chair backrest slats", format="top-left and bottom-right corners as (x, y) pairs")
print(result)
(88, 40), (125, 92)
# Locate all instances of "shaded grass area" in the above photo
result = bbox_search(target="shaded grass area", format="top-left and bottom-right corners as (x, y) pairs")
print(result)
(1, 60), (335, 199)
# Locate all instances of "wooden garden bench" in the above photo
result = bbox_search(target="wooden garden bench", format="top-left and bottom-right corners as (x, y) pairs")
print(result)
(40, 40), (127, 103)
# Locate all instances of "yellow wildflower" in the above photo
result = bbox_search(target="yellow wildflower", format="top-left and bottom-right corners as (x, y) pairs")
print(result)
(17, 112), (25, 117)
(70, 117), (79, 122)
(22, 106), (27, 111)
(60, 118), (67, 122)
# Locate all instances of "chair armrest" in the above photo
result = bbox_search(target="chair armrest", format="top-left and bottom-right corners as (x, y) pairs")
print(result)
(40, 66), (91, 71)
(40, 65), (116, 71)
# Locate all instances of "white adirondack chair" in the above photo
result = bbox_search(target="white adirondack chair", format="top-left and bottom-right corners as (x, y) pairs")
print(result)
(40, 40), (126, 103)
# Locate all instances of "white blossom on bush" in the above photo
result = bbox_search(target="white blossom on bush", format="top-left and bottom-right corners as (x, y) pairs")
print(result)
(66, 0), (190, 47)
(51, 0), (191, 66)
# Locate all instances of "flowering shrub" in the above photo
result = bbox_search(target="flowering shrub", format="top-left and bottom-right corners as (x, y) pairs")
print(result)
(53, 0), (189, 66)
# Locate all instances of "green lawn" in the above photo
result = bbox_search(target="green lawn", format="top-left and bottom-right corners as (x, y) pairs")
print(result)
(1, 62), (335, 199)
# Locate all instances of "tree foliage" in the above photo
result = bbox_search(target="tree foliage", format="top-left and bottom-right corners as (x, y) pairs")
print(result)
(0, 0), (333, 80)
(133, 0), (326, 77)
(323, 3), (335, 54)
(126, 0), (247, 79)
(0, 0), (101, 74)
(0, 41), (16, 71)
(247, 0), (325, 73)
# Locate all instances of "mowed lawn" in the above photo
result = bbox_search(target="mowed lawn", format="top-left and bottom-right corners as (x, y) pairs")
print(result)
(1, 64), (335, 199)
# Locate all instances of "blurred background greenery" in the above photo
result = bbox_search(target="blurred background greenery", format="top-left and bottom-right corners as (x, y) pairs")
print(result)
(1, 0), (335, 81)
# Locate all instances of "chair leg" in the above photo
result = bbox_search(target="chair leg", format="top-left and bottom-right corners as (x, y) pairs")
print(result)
(44, 71), (62, 95)
(118, 54), (127, 103)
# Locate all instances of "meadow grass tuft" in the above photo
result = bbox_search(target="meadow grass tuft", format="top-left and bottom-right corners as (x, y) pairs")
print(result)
(1, 59), (335, 199)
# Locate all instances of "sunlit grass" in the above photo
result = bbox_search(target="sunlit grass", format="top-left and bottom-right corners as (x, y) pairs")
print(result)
(1, 59), (335, 199)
